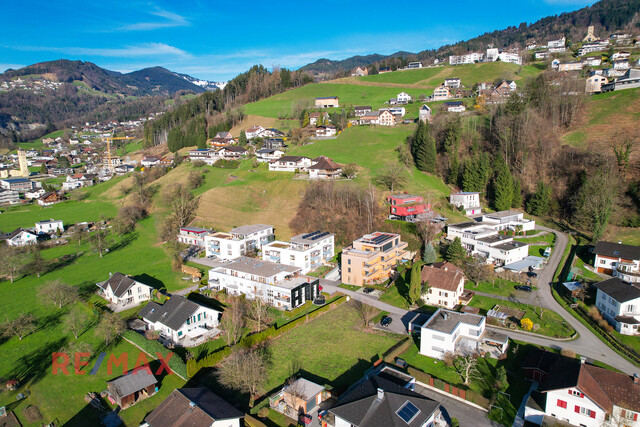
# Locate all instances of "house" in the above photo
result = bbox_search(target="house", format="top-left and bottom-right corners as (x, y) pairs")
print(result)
(177, 226), (212, 247)
(378, 110), (396, 126)
(380, 106), (406, 118)
(592, 241), (640, 281)
(315, 125), (337, 137)
(204, 224), (275, 260)
(387, 193), (430, 222)
(261, 138), (285, 150)
(444, 78), (461, 88)
(558, 62), (584, 72)
(342, 232), (409, 286)
(613, 59), (630, 70)
(326, 373), (442, 427)
(268, 156), (312, 172)
(189, 148), (218, 165)
(354, 106), (372, 117)
(139, 295), (221, 344)
(62, 174), (94, 191)
(419, 309), (508, 360)
(407, 61), (423, 69)
(1, 228), (38, 246)
(35, 219), (63, 235)
(358, 110), (381, 125)
(315, 96), (339, 108)
(245, 125), (265, 139)
(496, 51), (523, 65)
(309, 112), (330, 126)
(526, 40), (538, 50)
(261, 230), (335, 274)
(449, 191), (481, 215)
(594, 277), (640, 335)
(143, 387), (244, 427)
(418, 104), (432, 123)
(449, 53), (484, 65)
(1, 177), (35, 193)
(257, 128), (285, 138)
(24, 188), (45, 200)
(585, 74), (608, 93)
(107, 370), (157, 409)
(396, 92), (412, 104)
(141, 156), (161, 167)
(547, 36), (566, 49)
(214, 131), (233, 141)
(308, 156), (342, 179)
(583, 57), (602, 66)
(611, 51), (631, 60)
(351, 66), (368, 77)
(421, 262), (467, 308)
(37, 191), (63, 207)
(444, 101), (466, 112)
(496, 80), (517, 93)
(114, 164), (135, 174)
(97, 272), (154, 309)
(218, 145), (247, 160)
(432, 85), (452, 101)
(601, 68), (640, 92)
(256, 148), (284, 162)
(208, 257), (319, 310)
(535, 50), (550, 59)
(0, 188), (19, 205)
(524, 352), (640, 427)
(279, 378), (326, 415)
(378, 67), (392, 73)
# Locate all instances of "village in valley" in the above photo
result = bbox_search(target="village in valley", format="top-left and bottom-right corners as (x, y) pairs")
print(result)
(1, 3), (640, 427)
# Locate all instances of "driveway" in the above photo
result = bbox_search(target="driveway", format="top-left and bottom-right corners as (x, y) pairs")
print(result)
(186, 256), (228, 269)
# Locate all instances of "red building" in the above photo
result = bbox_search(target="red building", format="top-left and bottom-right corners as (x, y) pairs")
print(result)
(387, 193), (430, 221)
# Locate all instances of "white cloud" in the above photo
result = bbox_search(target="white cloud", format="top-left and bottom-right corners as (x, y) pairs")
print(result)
(120, 7), (189, 31)
(12, 43), (191, 58)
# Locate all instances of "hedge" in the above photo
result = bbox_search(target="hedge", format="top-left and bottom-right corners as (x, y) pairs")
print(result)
(244, 414), (268, 427)
(123, 330), (188, 379)
(382, 337), (412, 363)
(407, 366), (490, 409)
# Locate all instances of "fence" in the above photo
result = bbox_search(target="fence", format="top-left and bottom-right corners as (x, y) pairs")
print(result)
(407, 366), (490, 409)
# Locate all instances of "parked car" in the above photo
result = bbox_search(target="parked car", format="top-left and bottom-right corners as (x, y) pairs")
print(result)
(527, 271), (538, 278)
(363, 287), (375, 294)
(299, 414), (312, 425)
(395, 357), (408, 368)
(514, 285), (532, 292)
(381, 316), (393, 326)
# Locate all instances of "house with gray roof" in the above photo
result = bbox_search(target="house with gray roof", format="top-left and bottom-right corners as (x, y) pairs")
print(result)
(0, 228), (38, 247)
(594, 277), (640, 336)
(96, 272), (153, 309)
(593, 241), (640, 283)
(107, 369), (157, 409)
(139, 295), (221, 345)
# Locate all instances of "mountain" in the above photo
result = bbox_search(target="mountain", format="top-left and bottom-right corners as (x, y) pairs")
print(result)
(174, 71), (226, 91)
(1, 60), (209, 96)
(300, 0), (640, 75)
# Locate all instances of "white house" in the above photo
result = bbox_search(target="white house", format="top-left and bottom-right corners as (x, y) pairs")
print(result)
(450, 192), (481, 215)
(315, 125), (337, 137)
(188, 148), (219, 165)
(449, 53), (484, 65)
(141, 156), (161, 167)
(396, 92), (412, 104)
(444, 101), (466, 112)
(444, 78), (461, 88)
(419, 309), (508, 360)
(177, 226), (212, 248)
(35, 219), (64, 235)
(139, 295), (221, 345)
(257, 128), (285, 138)
(96, 272), (154, 309)
(204, 224), (275, 260)
(268, 156), (312, 172)
(1, 228), (38, 246)
(418, 104), (432, 123)
(308, 156), (342, 180)
(592, 241), (640, 282)
(208, 257), (320, 310)
(432, 86), (452, 101)
(245, 125), (265, 139)
(421, 262), (468, 308)
(255, 148), (284, 162)
(262, 231), (335, 274)
(547, 36), (566, 49)
(0, 188), (20, 205)
(24, 188), (45, 200)
(594, 277), (640, 335)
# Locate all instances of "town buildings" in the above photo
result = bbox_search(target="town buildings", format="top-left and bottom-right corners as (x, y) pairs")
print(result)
(341, 232), (409, 286)
(592, 241), (640, 281)
(601, 69), (640, 92)
(449, 192), (481, 215)
(261, 231), (335, 274)
(96, 272), (154, 309)
(386, 193), (430, 222)
(204, 224), (275, 260)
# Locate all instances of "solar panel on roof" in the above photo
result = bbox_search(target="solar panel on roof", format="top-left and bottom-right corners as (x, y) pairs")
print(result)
(397, 401), (420, 423)
(301, 231), (321, 239)
(311, 232), (329, 240)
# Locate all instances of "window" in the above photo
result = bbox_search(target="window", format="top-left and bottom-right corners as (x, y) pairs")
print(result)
(574, 406), (595, 419)
(569, 390), (583, 398)
(557, 399), (567, 409)
(396, 401), (421, 424)
(433, 335), (445, 341)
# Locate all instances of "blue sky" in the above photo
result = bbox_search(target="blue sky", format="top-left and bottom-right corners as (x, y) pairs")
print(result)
(1, 0), (595, 81)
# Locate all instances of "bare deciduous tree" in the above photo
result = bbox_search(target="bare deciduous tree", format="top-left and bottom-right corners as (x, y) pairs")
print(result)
(2, 313), (37, 340)
(0, 245), (27, 283)
(90, 225), (111, 258)
(350, 300), (378, 328)
(64, 306), (90, 339)
(455, 354), (479, 385)
(163, 183), (200, 228)
(38, 280), (78, 309)
(283, 376), (307, 415)
(221, 296), (245, 346)
(374, 163), (408, 192)
(94, 311), (126, 346)
(217, 347), (267, 407)
(246, 291), (270, 332)
(462, 257), (493, 286)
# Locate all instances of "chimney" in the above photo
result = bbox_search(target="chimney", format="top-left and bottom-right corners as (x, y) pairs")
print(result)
(377, 388), (384, 400)
(580, 356), (586, 364)
(442, 311), (449, 320)
(633, 374), (640, 384)
(189, 401), (197, 411)
(618, 241), (622, 245)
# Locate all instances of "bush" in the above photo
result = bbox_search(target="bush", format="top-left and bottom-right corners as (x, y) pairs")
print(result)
(213, 159), (240, 169)
(598, 319), (610, 329)
(560, 348), (576, 358)
(257, 407), (270, 418)
(520, 318), (533, 331)
(444, 351), (456, 367)
(588, 305), (602, 321)
(192, 160), (205, 167)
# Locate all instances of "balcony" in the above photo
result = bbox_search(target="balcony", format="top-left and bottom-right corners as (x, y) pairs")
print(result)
(274, 294), (291, 302)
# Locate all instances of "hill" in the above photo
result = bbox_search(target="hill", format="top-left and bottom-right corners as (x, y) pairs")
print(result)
(300, 0), (640, 75)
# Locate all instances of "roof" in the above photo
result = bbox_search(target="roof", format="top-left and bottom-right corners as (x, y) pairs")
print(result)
(107, 369), (157, 398)
(444, 101), (463, 106)
(145, 387), (244, 427)
(593, 277), (640, 303)
(308, 156), (341, 171)
(98, 272), (147, 298)
(139, 295), (213, 331)
(223, 145), (247, 153)
(283, 378), (325, 401)
(273, 156), (310, 163)
(1, 228), (36, 241)
(1, 178), (30, 183)
(450, 191), (479, 195)
(420, 264), (465, 292)
(230, 224), (272, 235)
(484, 210), (522, 219)
(354, 106), (372, 110)
(315, 96), (338, 100)
(593, 241), (640, 261)
(180, 226), (210, 233)
(422, 309), (483, 334)
(329, 375), (440, 427)
(521, 348), (559, 374)
(221, 256), (299, 278)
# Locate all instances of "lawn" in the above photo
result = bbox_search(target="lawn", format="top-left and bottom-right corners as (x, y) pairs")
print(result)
(514, 232), (556, 246)
(468, 295), (575, 338)
(0, 200), (118, 231)
(465, 278), (525, 297)
(357, 67), (444, 85)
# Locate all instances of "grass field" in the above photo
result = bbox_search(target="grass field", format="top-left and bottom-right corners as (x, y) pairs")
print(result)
(465, 278), (529, 297)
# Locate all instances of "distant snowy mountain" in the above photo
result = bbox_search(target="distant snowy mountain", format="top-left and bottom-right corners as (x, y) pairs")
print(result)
(175, 72), (226, 91)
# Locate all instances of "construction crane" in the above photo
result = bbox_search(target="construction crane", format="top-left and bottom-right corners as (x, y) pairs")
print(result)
(101, 136), (133, 173)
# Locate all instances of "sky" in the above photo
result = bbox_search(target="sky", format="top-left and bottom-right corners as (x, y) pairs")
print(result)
(1, 0), (596, 82)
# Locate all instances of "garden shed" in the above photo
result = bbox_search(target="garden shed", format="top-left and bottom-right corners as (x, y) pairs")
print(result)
(107, 369), (157, 409)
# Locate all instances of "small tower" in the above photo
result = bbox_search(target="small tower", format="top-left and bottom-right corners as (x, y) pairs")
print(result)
(583, 25), (597, 43)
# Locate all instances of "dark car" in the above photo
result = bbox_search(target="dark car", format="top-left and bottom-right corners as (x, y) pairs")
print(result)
(381, 316), (393, 326)
(527, 271), (538, 278)
(395, 357), (408, 368)
(514, 285), (532, 292)
(299, 414), (312, 425)
(363, 287), (375, 294)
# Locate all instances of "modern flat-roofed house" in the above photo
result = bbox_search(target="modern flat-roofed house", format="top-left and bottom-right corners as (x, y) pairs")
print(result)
(35, 219), (63, 235)
(97, 272), (154, 309)
(177, 226), (212, 248)
(421, 262), (468, 308)
(1, 177), (35, 193)
(107, 370), (157, 409)
(308, 156), (342, 179)
(450, 191), (481, 215)
(444, 78), (461, 88)
(141, 156), (161, 167)
(583, 57), (602, 66)
(593, 277), (640, 335)
(419, 309), (508, 360)
(342, 232), (409, 286)
(387, 193), (430, 222)
(444, 101), (466, 112)
(354, 106), (372, 117)
(143, 387), (244, 427)
(418, 104), (432, 123)
(547, 36), (566, 49)
(558, 62), (584, 72)
(315, 96), (339, 108)
(592, 241), (640, 281)
(262, 230), (335, 274)
(268, 156), (312, 172)
(432, 85), (452, 101)
(601, 69), (640, 92)
(256, 148), (285, 162)
(188, 148), (218, 165)
(208, 257), (319, 310)
(1, 228), (38, 246)
(204, 224), (275, 260)
(0, 188), (19, 205)
(407, 61), (423, 69)
(139, 295), (221, 345)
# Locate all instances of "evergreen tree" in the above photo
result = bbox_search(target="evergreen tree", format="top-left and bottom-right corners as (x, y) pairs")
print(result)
(302, 110), (310, 127)
(492, 158), (513, 211)
(408, 261), (423, 304)
(445, 237), (467, 266)
(39, 163), (48, 174)
(422, 242), (437, 264)
(412, 120), (436, 173)
(238, 130), (247, 146)
(512, 178), (522, 208)
(444, 118), (462, 184)
(526, 180), (552, 216)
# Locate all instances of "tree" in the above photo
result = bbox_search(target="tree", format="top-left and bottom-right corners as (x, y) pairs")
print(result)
(445, 237), (467, 266)
(495, 365), (508, 390)
(520, 318), (533, 331)
(187, 171), (205, 190)
(511, 178), (522, 208)
(463, 258), (492, 286)
(71, 227), (89, 246)
(1, 314), (37, 341)
(217, 347), (267, 407)
(422, 242), (437, 264)
(163, 183), (200, 229)
(409, 261), (423, 304)
(572, 167), (619, 241)
(455, 354), (479, 385)
(0, 245), (27, 283)
(374, 163), (407, 191)
(350, 300), (378, 327)
(57, 155), (70, 168)
(115, 204), (146, 235)
(220, 296), (245, 346)
(64, 306), (90, 339)
(38, 280), (78, 309)
(238, 130), (247, 146)
(27, 245), (48, 278)
(94, 311), (126, 346)
(411, 120), (436, 173)
(525, 180), (552, 216)
(246, 291), (270, 332)
(301, 110), (310, 127)
(39, 163), (48, 174)
(492, 158), (513, 211)
(90, 226), (111, 258)
(342, 163), (358, 179)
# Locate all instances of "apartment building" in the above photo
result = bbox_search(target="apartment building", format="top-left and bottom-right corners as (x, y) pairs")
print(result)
(449, 53), (484, 65)
(594, 277), (640, 335)
(387, 193), (430, 222)
(204, 224), (275, 260)
(261, 231), (335, 274)
(341, 232), (409, 286)
(177, 226), (212, 248)
(208, 257), (319, 310)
